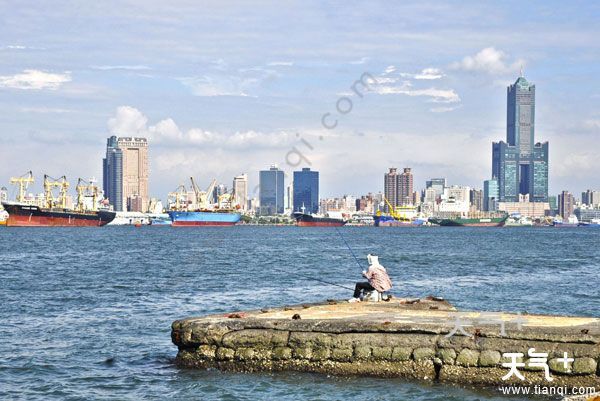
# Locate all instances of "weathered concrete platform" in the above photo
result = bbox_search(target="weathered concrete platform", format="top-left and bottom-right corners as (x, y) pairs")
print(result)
(172, 298), (600, 391)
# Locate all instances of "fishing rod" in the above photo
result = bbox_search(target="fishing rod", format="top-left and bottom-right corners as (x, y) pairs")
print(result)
(269, 266), (355, 291)
(335, 226), (364, 271)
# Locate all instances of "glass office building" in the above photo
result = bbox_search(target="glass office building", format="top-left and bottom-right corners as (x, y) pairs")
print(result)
(483, 178), (499, 211)
(102, 136), (124, 211)
(259, 165), (285, 215)
(492, 75), (549, 203)
(293, 168), (319, 213)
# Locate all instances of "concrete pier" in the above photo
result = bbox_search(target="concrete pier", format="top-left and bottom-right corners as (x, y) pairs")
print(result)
(172, 298), (600, 390)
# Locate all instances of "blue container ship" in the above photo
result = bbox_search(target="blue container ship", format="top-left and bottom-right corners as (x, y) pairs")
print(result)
(168, 210), (241, 226)
(167, 177), (242, 227)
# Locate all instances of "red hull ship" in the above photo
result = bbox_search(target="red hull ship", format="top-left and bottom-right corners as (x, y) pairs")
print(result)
(293, 212), (346, 227)
(2, 202), (116, 227)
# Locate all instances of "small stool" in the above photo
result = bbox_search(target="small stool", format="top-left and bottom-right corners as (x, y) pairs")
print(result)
(362, 291), (382, 302)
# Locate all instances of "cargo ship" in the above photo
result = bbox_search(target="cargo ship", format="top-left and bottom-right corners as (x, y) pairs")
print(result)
(293, 211), (346, 227)
(2, 172), (115, 227)
(374, 197), (419, 227)
(167, 177), (241, 227)
(374, 214), (427, 227)
(428, 213), (508, 227)
(2, 202), (116, 227)
(168, 210), (241, 226)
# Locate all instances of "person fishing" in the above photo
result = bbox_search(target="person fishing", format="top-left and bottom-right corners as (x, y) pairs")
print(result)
(348, 254), (393, 303)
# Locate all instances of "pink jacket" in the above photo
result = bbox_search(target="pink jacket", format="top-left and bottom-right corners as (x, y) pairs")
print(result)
(364, 265), (393, 292)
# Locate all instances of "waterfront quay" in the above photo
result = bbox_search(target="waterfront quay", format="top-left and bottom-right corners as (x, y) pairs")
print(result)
(172, 298), (600, 390)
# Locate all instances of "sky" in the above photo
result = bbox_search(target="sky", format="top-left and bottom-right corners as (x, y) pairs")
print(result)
(0, 0), (599, 201)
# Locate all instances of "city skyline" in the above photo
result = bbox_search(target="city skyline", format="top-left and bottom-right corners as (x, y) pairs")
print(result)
(1, 2), (598, 199)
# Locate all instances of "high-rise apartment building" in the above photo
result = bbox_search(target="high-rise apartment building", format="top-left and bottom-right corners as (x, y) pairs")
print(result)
(384, 167), (414, 210)
(384, 168), (398, 211)
(233, 174), (248, 211)
(470, 189), (484, 211)
(293, 167), (319, 213)
(558, 191), (575, 219)
(259, 165), (284, 215)
(492, 75), (548, 203)
(120, 137), (149, 212)
(582, 189), (600, 207)
(398, 168), (413, 206)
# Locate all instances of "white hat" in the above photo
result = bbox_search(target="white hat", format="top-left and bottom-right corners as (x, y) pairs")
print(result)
(367, 254), (381, 267)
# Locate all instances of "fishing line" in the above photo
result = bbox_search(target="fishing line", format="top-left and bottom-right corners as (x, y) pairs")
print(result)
(335, 226), (364, 271)
(269, 266), (355, 291)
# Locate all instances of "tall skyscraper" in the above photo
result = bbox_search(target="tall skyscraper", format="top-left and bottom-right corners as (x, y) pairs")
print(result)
(103, 136), (148, 212)
(558, 191), (575, 219)
(233, 174), (248, 211)
(384, 167), (414, 209)
(293, 167), (319, 213)
(384, 168), (398, 211)
(483, 178), (499, 211)
(259, 165), (284, 215)
(492, 75), (548, 203)
(103, 136), (123, 211)
(398, 168), (413, 206)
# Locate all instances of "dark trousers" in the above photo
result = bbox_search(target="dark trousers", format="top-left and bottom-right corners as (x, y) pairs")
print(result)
(353, 282), (375, 298)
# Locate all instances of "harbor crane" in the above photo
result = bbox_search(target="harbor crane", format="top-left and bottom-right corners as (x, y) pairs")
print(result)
(9, 171), (34, 203)
(167, 184), (188, 211)
(190, 177), (217, 210)
(43, 175), (70, 209)
(377, 196), (412, 222)
(75, 178), (99, 212)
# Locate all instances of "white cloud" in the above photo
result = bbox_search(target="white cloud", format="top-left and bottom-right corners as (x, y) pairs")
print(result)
(107, 106), (295, 149)
(583, 119), (600, 130)
(178, 62), (280, 97)
(0, 69), (71, 90)
(267, 61), (294, 66)
(414, 68), (444, 80)
(108, 106), (148, 135)
(350, 57), (370, 65)
(177, 75), (250, 97)
(1, 45), (43, 50)
(430, 105), (461, 113)
(20, 107), (74, 114)
(374, 85), (460, 103)
(90, 65), (151, 71)
(452, 47), (524, 75)
(370, 65), (457, 104)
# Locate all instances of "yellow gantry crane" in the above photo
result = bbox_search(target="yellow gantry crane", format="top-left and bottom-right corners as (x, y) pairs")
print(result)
(43, 175), (70, 209)
(190, 177), (217, 210)
(75, 178), (99, 212)
(168, 184), (188, 211)
(378, 196), (412, 222)
(9, 171), (35, 203)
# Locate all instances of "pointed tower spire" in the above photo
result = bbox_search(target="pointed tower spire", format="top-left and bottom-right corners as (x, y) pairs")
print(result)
(520, 64), (524, 78)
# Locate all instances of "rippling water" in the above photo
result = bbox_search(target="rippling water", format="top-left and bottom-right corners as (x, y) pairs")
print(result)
(1, 226), (598, 400)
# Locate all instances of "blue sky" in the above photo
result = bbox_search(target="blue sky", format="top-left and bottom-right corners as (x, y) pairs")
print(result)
(1, 1), (598, 200)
